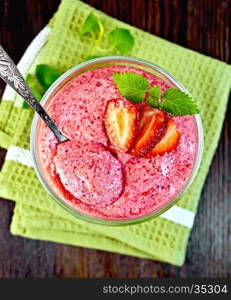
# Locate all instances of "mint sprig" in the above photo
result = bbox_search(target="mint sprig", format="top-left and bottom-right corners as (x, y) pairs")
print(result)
(23, 74), (44, 108)
(23, 64), (62, 109)
(147, 86), (161, 107)
(80, 13), (135, 60)
(36, 64), (61, 90)
(113, 72), (199, 116)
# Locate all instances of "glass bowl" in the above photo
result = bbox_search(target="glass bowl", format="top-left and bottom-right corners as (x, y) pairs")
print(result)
(30, 56), (203, 226)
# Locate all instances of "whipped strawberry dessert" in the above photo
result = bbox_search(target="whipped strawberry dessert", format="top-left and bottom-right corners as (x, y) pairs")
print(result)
(38, 65), (198, 221)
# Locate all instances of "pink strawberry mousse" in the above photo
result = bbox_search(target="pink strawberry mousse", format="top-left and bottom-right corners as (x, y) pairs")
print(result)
(54, 140), (123, 207)
(38, 66), (198, 220)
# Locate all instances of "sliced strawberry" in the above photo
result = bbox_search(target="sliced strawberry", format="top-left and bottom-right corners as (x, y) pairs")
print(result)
(146, 118), (181, 158)
(104, 98), (139, 152)
(130, 106), (165, 156)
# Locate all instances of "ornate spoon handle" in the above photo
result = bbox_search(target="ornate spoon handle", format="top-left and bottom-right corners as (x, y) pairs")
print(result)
(0, 45), (67, 143)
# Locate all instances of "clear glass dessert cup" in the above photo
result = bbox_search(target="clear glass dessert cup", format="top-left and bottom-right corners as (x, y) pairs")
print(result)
(30, 56), (203, 226)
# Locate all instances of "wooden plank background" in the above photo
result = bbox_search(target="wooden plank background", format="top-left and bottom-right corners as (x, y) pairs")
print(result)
(0, 0), (230, 278)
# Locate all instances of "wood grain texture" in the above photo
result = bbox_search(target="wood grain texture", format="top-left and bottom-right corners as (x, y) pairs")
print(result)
(0, 0), (230, 278)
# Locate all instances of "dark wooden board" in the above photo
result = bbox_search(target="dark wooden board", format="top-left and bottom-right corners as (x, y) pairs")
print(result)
(0, 0), (230, 278)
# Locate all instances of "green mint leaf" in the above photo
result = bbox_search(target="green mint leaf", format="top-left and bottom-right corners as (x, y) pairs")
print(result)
(80, 13), (100, 35)
(113, 72), (150, 103)
(147, 96), (159, 107)
(26, 74), (44, 97)
(147, 86), (161, 107)
(149, 86), (161, 99)
(36, 64), (61, 90)
(160, 88), (199, 116)
(22, 101), (30, 109)
(23, 74), (45, 109)
(31, 87), (43, 100)
(108, 28), (134, 54)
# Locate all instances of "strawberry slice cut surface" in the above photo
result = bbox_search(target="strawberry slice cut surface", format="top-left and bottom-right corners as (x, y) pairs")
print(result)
(104, 98), (139, 152)
(147, 118), (181, 158)
(130, 106), (166, 156)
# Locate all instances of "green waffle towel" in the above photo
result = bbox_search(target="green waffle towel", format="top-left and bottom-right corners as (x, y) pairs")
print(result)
(0, 0), (230, 266)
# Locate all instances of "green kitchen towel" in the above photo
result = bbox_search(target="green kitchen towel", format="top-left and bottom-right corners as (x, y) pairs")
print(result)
(0, 0), (230, 266)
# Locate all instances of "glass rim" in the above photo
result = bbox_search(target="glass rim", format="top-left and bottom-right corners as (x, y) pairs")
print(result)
(30, 55), (204, 226)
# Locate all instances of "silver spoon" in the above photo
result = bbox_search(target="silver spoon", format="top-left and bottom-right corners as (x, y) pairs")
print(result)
(0, 45), (68, 143)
